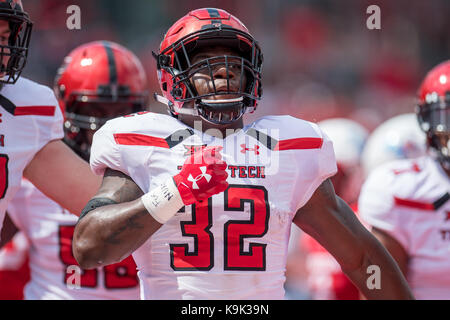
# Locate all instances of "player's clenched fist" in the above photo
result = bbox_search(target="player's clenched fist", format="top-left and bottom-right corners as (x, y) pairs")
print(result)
(173, 146), (229, 205)
(141, 145), (228, 224)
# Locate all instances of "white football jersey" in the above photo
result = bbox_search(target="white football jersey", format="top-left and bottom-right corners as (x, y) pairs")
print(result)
(7, 179), (140, 300)
(0, 77), (63, 236)
(90, 112), (337, 300)
(359, 156), (450, 299)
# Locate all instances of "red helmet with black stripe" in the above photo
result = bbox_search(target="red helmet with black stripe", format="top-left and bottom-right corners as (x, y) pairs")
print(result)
(0, 0), (33, 84)
(416, 60), (450, 169)
(54, 41), (149, 159)
(153, 8), (263, 125)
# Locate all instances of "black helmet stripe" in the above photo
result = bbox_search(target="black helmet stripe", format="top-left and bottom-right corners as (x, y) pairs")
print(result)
(206, 8), (222, 25)
(102, 41), (118, 85)
(206, 8), (221, 18)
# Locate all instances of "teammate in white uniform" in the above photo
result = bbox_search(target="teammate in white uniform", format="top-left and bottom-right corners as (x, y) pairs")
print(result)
(359, 61), (450, 299)
(0, 0), (101, 244)
(0, 76), (63, 223)
(73, 8), (414, 300)
(5, 41), (148, 299)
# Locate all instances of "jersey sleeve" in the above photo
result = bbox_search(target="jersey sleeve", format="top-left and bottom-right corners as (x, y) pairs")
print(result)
(294, 126), (338, 211)
(318, 130), (338, 182)
(44, 86), (64, 143)
(89, 122), (124, 176)
(358, 166), (410, 251)
(32, 85), (64, 152)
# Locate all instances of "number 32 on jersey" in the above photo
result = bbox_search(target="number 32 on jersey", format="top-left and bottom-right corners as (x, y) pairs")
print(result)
(170, 185), (270, 271)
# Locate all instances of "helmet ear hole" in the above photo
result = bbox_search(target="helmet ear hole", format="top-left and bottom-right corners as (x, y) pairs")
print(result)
(158, 54), (171, 68)
(162, 82), (167, 92)
(172, 88), (183, 98)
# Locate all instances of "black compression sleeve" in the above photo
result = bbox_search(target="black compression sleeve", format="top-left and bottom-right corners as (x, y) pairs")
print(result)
(78, 198), (118, 221)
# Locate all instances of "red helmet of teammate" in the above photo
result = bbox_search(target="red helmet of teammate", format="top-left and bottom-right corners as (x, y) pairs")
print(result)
(416, 60), (450, 169)
(0, 0), (33, 84)
(54, 41), (149, 159)
(153, 8), (263, 125)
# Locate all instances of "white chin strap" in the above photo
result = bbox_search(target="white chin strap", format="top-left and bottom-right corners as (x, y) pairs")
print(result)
(154, 94), (255, 116)
(154, 94), (198, 116)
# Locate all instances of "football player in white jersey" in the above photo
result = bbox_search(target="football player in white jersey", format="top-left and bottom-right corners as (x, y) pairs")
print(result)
(73, 8), (413, 300)
(359, 61), (450, 300)
(4, 41), (148, 299)
(0, 0), (101, 243)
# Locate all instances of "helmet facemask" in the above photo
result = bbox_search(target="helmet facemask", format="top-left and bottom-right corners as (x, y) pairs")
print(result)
(417, 92), (450, 169)
(155, 26), (263, 125)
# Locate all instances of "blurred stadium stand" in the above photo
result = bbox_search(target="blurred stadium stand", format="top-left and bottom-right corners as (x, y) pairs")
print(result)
(23, 0), (450, 130)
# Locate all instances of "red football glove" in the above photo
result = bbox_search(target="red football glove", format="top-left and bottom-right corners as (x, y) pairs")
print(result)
(173, 146), (229, 205)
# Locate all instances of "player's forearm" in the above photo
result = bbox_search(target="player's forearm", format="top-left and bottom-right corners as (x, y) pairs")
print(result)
(295, 184), (415, 299)
(344, 242), (414, 299)
(331, 198), (413, 299)
(73, 199), (161, 269)
(342, 224), (414, 299)
(24, 140), (102, 216)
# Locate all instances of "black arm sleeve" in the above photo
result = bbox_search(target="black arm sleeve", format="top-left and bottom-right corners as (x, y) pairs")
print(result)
(78, 198), (118, 222)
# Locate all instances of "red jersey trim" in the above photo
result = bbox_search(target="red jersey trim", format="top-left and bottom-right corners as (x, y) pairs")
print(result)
(14, 106), (56, 116)
(393, 163), (421, 175)
(274, 137), (323, 151)
(113, 133), (169, 148)
(393, 197), (435, 211)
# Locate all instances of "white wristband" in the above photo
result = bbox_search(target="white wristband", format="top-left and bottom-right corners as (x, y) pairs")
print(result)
(141, 177), (184, 224)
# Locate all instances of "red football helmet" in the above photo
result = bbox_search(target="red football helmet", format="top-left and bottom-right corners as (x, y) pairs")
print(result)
(54, 41), (149, 159)
(416, 60), (450, 168)
(153, 8), (263, 124)
(0, 0), (33, 84)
